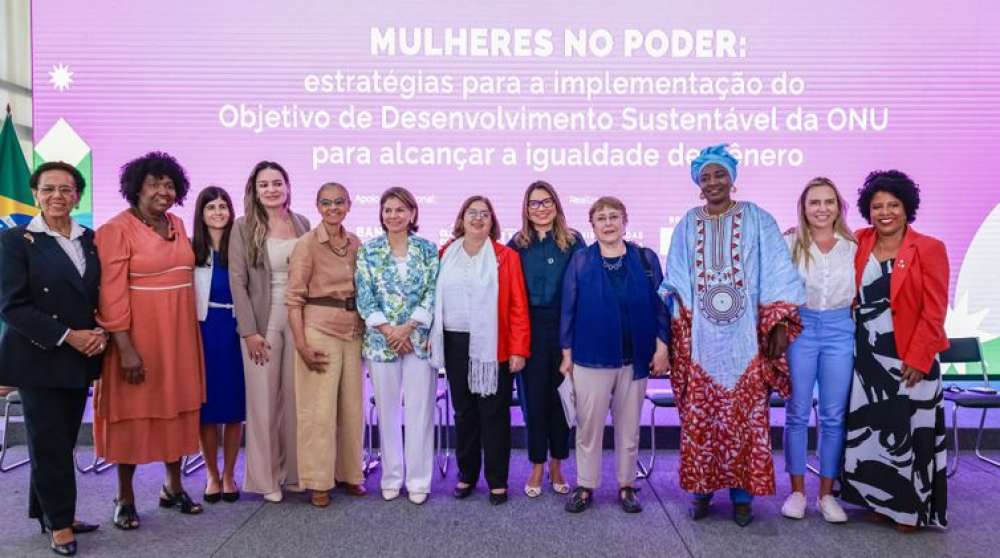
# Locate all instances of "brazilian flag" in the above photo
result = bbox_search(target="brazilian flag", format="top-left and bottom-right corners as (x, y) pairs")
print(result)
(0, 108), (34, 230)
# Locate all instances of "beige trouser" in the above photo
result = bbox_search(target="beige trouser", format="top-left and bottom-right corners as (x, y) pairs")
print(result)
(295, 327), (364, 491)
(573, 364), (647, 490)
(242, 298), (298, 494)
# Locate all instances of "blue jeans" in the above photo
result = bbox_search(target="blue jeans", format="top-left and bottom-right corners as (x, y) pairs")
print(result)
(693, 489), (753, 505)
(783, 306), (854, 478)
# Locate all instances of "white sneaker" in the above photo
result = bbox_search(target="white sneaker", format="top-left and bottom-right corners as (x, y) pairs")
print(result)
(382, 488), (400, 501)
(408, 492), (428, 505)
(263, 489), (283, 503)
(817, 495), (848, 523)
(781, 492), (807, 519)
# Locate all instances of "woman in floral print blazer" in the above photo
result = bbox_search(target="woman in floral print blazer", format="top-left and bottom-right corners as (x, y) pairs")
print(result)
(355, 187), (440, 504)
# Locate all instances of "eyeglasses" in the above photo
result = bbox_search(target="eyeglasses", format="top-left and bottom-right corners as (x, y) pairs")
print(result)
(464, 209), (491, 220)
(527, 197), (554, 210)
(37, 185), (77, 196)
(319, 197), (348, 208)
(593, 213), (623, 225)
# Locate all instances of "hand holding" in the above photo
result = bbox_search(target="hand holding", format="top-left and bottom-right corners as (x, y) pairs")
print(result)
(297, 344), (329, 373)
(119, 346), (146, 385)
(66, 329), (105, 357)
(509, 355), (526, 373)
(559, 352), (573, 377)
(766, 323), (790, 359)
(900, 364), (924, 388)
(650, 342), (670, 377)
(245, 334), (271, 366)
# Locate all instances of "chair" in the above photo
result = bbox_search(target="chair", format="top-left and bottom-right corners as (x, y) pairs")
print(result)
(182, 453), (206, 475)
(942, 337), (1000, 477)
(363, 369), (452, 478)
(636, 387), (673, 479)
(73, 387), (113, 474)
(636, 388), (819, 479)
(0, 390), (30, 472)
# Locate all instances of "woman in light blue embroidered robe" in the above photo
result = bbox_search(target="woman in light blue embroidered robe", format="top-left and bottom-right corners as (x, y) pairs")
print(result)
(659, 144), (805, 526)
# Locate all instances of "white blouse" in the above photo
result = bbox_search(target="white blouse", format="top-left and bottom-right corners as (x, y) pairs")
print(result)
(785, 232), (857, 310)
(437, 246), (486, 332)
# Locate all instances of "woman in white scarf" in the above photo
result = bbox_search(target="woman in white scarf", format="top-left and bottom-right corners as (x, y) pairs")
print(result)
(431, 195), (531, 505)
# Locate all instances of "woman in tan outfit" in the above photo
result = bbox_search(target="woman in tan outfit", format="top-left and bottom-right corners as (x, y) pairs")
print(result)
(286, 182), (365, 507)
(229, 161), (310, 503)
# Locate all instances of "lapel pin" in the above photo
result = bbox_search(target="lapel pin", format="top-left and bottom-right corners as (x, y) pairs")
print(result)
(23, 232), (35, 244)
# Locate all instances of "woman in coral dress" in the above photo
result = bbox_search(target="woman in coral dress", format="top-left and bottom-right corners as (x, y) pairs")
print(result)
(94, 152), (206, 530)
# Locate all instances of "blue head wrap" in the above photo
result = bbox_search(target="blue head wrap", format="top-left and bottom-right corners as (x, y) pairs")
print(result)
(690, 144), (738, 185)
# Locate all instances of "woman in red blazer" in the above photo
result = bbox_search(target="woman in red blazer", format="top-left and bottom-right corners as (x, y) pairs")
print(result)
(840, 170), (948, 531)
(429, 195), (530, 505)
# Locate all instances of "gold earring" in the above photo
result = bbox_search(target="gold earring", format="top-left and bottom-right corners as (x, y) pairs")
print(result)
(699, 192), (705, 200)
(731, 186), (738, 193)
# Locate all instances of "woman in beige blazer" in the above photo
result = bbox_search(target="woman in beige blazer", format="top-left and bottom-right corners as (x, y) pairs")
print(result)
(229, 161), (310, 502)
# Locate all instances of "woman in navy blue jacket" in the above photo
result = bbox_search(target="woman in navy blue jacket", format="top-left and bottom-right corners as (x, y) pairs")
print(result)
(507, 181), (585, 498)
(0, 162), (105, 556)
(560, 196), (670, 514)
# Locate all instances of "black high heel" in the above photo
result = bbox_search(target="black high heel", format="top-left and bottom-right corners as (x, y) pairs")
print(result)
(112, 498), (140, 530)
(221, 490), (240, 503)
(203, 491), (222, 504)
(159, 486), (203, 514)
(40, 522), (77, 556)
(49, 535), (77, 556)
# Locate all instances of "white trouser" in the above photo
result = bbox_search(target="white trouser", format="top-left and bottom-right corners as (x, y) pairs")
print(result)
(369, 354), (437, 494)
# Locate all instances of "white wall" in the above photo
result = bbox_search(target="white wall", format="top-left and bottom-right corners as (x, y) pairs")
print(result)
(1, 0), (32, 163)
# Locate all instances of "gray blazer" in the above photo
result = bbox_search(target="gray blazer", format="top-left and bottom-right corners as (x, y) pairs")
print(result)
(229, 213), (311, 338)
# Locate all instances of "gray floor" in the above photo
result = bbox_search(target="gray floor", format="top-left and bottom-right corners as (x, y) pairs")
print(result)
(0, 447), (998, 558)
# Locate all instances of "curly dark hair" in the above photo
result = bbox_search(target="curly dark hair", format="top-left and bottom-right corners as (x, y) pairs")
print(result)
(856, 170), (920, 224)
(118, 151), (191, 207)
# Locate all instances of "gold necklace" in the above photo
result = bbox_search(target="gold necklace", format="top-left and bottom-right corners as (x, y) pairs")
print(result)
(704, 199), (736, 217)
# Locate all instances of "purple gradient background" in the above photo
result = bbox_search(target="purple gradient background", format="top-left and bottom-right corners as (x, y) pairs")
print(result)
(32, 0), (1000, 295)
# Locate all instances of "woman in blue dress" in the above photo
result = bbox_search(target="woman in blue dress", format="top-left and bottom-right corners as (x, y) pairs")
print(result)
(192, 186), (247, 503)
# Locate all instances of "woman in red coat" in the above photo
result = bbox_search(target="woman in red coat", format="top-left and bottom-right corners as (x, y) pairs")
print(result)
(840, 170), (948, 531)
(430, 195), (530, 505)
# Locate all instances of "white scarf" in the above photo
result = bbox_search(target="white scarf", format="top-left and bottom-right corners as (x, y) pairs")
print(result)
(430, 238), (499, 395)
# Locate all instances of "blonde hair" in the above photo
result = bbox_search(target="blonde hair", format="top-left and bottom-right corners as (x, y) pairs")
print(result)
(791, 177), (856, 269)
(513, 181), (576, 251)
(243, 161), (292, 267)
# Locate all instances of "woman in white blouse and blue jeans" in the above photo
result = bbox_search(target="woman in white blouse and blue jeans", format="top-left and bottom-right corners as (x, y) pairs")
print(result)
(781, 177), (857, 523)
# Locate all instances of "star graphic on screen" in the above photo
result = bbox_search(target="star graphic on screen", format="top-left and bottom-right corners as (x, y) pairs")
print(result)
(48, 63), (74, 92)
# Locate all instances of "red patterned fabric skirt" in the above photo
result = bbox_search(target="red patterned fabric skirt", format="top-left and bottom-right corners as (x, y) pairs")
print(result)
(670, 303), (801, 495)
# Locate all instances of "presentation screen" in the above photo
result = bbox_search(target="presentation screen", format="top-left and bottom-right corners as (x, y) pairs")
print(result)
(31, 0), (1000, 375)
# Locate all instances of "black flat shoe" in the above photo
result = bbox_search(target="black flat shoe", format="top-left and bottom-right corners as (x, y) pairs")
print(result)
(112, 499), (140, 530)
(203, 491), (222, 504)
(159, 486), (203, 515)
(452, 483), (474, 499)
(688, 498), (710, 520)
(488, 491), (508, 506)
(733, 503), (754, 527)
(222, 490), (240, 503)
(619, 487), (643, 513)
(564, 487), (593, 513)
(49, 536), (76, 557)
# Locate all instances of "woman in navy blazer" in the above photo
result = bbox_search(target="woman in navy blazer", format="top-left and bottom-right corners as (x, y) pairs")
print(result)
(559, 196), (670, 514)
(0, 162), (106, 556)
